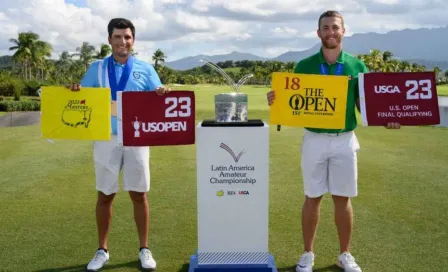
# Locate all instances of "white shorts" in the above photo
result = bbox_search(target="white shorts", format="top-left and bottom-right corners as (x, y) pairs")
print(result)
(93, 135), (150, 195)
(301, 129), (360, 198)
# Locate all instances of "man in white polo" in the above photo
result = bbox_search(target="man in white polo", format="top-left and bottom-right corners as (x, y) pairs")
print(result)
(70, 18), (170, 271)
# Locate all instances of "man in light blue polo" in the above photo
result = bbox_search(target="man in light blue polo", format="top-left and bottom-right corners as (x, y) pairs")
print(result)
(70, 18), (170, 271)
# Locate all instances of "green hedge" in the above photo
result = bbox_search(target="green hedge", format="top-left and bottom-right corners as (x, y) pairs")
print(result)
(0, 100), (40, 112)
(23, 80), (48, 96)
(0, 75), (24, 98)
(0, 72), (48, 97)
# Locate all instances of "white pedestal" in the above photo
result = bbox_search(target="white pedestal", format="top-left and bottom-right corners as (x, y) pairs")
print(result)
(437, 96), (448, 127)
(189, 120), (277, 272)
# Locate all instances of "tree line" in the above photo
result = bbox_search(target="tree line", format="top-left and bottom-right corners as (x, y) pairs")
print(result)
(156, 51), (448, 86)
(3, 31), (448, 91)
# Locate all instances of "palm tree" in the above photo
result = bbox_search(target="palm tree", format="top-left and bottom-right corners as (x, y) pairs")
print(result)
(285, 61), (295, 72)
(9, 31), (40, 80)
(382, 51), (393, 62)
(96, 44), (111, 59)
(433, 66), (441, 78)
(53, 51), (73, 83)
(42, 59), (55, 81)
(410, 63), (426, 72)
(368, 49), (383, 72)
(384, 59), (401, 72)
(72, 42), (97, 72)
(59, 51), (72, 63)
(152, 49), (166, 70)
(31, 40), (53, 80)
(399, 61), (411, 72)
(356, 54), (367, 62)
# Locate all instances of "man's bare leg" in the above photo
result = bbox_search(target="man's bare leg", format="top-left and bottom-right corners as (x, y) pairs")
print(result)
(332, 195), (353, 253)
(96, 192), (116, 250)
(302, 195), (323, 252)
(129, 191), (149, 248)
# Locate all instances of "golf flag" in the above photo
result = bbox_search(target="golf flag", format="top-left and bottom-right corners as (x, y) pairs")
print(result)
(269, 72), (349, 129)
(116, 91), (196, 146)
(40, 86), (111, 140)
(358, 72), (440, 126)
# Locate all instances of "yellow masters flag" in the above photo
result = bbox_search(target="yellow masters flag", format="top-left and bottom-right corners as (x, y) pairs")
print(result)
(270, 72), (349, 129)
(40, 86), (111, 140)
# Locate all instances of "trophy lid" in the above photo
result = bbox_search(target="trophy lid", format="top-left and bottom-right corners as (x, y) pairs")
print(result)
(215, 92), (248, 103)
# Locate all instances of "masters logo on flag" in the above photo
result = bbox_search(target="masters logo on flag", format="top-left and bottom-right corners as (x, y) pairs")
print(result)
(40, 86), (111, 140)
(62, 99), (92, 128)
(269, 72), (349, 129)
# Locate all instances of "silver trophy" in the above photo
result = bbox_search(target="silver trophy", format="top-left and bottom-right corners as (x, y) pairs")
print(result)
(200, 58), (253, 122)
(133, 117), (140, 138)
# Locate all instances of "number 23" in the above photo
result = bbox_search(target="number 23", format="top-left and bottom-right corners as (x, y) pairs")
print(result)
(406, 79), (432, 100)
(165, 97), (191, 117)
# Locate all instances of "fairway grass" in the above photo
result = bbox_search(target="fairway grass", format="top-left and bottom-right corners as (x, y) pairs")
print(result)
(437, 84), (448, 96)
(0, 84), (447, 272)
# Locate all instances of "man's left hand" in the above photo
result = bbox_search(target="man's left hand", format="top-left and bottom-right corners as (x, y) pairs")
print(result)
(386, 122), (401, 129)
(155, 86), (171, 96)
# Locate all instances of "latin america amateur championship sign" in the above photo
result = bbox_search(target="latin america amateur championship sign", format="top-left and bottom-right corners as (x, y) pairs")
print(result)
(116, 90), (196, 146)
(358, 72), (440, 126)
(40, 86), (111, 140)
(196, 122), (270, 266)
(269, 72), (349, 129)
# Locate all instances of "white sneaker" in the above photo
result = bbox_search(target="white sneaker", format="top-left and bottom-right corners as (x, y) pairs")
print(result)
(337, 252), (362, 272)
(139, 248), (156, 270)
(296, 251), (315, 272)
(86, 249), (109, 271)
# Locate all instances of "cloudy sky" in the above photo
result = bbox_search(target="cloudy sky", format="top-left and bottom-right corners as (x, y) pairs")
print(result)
(0, 0), (447, 63)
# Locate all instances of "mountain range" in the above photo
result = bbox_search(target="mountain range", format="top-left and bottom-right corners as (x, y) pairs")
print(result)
(164, 26), (448, 71)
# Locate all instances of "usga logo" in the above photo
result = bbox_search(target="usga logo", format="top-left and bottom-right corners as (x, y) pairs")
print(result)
(374, 85), (401, 94)
(225, 190), (250, 195)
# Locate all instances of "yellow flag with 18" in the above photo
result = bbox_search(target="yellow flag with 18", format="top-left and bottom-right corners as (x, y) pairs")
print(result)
(269, 72), (349, 129)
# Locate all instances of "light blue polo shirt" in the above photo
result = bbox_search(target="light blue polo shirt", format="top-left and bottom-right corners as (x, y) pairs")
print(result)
(81, 55), (162, 135)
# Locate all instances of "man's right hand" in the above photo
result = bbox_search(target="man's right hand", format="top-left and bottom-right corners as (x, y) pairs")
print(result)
(66, 83), (81, 92)
(267, 90), (275, 106)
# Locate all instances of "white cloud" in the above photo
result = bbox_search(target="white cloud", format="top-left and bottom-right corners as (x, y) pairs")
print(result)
(303, 31), (317, 38)
(0, 0), (446, 62)
(273, 27), (298, 35)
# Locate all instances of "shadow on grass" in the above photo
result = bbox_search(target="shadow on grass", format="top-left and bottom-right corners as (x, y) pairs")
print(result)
(178, 263), (190, 272)
(177, 263), (342, 272)
(277, 264), (342, 272)
(35, 260), (153, 272)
